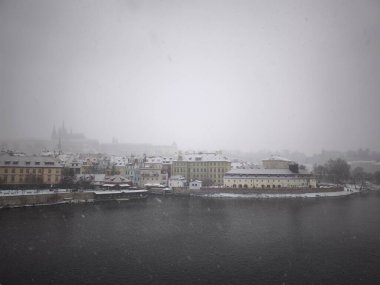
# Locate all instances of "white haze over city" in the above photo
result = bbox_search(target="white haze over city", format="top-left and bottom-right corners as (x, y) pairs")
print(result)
(1, 0), (380, 155)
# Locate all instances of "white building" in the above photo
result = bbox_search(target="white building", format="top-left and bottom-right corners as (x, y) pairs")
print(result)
(168, 175), (187, 188)
(224, 156), (317, 189)
(138, 156), (171, 187)
(224, 169), (317, 189)
(108, 155), (129, 176)
(139, 165), (168, 187)
(189, 180), (202, 190)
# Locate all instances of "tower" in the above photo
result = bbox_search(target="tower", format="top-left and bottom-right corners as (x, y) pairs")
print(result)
(51, 125), (57, 140)
(58, 135), (62, 154)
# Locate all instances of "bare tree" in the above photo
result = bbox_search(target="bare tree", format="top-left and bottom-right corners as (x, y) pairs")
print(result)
(325, 158), (351, 184)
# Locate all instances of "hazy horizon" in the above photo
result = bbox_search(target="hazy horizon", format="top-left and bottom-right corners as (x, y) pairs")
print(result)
(1, 0), (380, 155)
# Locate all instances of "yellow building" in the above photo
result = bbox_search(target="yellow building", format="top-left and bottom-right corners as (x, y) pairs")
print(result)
(0, 153), (63, 185)
(262, 156), (293, 169)
(171, 152), (231, 186)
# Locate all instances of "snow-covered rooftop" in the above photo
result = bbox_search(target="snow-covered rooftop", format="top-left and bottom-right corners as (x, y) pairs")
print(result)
(226, 168), (312, 176)
(104, 175), (131, 183)
(262, 155), (292, 162)
(176, 152), (229, 162)
(0, 153), (62, 168)
(169, 175), (186, 180)
(145, 156), (173, 164)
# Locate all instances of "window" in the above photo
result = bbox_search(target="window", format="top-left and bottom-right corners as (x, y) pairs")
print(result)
(35, 162), (40, 165)
(5, 161), (10, 165)
(12, 161), (18, 165)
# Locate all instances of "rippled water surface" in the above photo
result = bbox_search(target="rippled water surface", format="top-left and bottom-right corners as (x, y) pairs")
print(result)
(1, 193), (380, 284)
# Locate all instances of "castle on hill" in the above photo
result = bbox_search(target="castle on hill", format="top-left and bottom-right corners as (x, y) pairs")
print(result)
(51, 123), (86, 141)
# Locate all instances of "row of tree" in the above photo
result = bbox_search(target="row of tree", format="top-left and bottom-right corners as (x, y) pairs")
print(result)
(313, 158), (380, 185)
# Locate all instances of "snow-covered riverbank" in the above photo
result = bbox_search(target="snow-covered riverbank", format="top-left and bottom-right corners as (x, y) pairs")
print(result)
(0, 189), (70, 196)
(201, 185), (361, 199)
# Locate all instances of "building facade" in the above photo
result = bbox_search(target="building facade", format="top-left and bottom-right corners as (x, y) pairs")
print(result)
(168, 175), (187, 188)
(224, 156), (317, 189)
(171, 152), (231, 186)
(189, 180), (202, 190)
(0, 153), (63, 185)
(262, 156), (293, 169)
(224, 169), (317, 189)
(139, 165), (168, 187)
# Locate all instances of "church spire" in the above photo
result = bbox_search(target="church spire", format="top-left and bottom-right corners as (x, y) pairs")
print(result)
(51, 125), (57, 140)
(58, 135), (62, 154)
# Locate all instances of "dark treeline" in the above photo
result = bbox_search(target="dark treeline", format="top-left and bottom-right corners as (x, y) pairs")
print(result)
(308, 149), (380, 165)
(226, 148), (380, 165)
(313, 158), (380, 185)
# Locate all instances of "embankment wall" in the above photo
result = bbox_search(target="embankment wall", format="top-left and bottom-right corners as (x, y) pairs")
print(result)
(0, 192), (94, 207)
(172, 187), (343, 196)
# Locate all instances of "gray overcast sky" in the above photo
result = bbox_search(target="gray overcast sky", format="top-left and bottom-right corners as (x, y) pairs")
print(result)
(0, 0), (379, 154)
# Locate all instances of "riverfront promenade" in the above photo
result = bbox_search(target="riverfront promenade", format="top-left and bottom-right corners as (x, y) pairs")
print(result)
(0, 185), (363, 209)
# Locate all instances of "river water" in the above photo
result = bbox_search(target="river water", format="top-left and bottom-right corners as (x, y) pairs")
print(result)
(1, 192), (380, 284)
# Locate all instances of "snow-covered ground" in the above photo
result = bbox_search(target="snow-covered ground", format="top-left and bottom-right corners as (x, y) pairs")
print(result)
(201, 185), (361, 199)
(366, 182), (380, 191)
(0, 189), (70, 196)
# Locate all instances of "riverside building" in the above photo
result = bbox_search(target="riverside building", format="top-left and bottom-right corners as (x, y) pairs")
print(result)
(224, 156), (317, 189)
(0, 152), (63, 186)
(171, 152), (231, 186)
